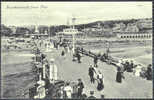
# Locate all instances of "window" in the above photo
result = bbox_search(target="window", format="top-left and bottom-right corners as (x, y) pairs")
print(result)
(141, 35), (144, 38)
(143, 35), (146, 38)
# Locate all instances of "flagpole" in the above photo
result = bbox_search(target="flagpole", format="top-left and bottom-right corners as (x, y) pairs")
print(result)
(72, 17), (76, 54)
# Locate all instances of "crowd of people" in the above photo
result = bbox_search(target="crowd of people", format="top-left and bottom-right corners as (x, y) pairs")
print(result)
(88, 60), (104, 91)
(29, 38), (60, 99)
(29, 38), (94, 99)
(29, 36), (152, 99)
(115, 59), (152, 83)
(55, 78), (85, 99)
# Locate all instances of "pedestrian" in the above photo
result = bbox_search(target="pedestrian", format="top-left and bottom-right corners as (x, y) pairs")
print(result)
(34, 74), (46, 99)
(116, 67), (125, 83)
(41, 53), (46, 62)
(146, 64), (152, 80)
(117, 59), (124, 72)
(125, 60), (130, 72)
(133, 64), (142, 77)
(93, 65), (99, 80)
(88, 65), (95, 83)
(76, 52), (81, 63)
(77, 79), (84, 98)
(67, 45), (70, 53)
(88, 91), (96, 99)
(36, 47), (40, 55)
(59, 86), (64, 98)
(127, 60), (133, 72)
(42, 62), (48, 79)
(64, 82), (73, 98)
(36, 53), (42, 62)
(94, 56), (98, 67)
(97, 71), (104, 91)
(61, 50), (65, 56)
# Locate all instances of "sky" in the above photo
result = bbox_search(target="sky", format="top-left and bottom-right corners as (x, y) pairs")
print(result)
(1, 2), (152, 26)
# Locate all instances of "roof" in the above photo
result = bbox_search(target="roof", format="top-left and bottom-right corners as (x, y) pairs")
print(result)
(57, 28), (80, 35)
(25, 34), (48, 36)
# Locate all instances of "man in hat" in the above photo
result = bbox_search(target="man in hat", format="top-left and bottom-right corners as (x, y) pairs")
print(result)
(77, 79), (84, 98)
(63, 82), (73, 98)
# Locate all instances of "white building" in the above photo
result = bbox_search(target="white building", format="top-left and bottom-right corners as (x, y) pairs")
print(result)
(56, 28), (83, 38)
(116, 32), (152, 41)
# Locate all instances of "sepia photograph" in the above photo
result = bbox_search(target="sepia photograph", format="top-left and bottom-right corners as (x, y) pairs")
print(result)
(1, 1), (153, 99)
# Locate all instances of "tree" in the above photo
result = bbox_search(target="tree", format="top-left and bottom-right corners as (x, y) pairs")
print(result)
(1, 25), (13, 36)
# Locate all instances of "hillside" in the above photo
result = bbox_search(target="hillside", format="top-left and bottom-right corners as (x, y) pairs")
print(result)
(1, 18), (152, 37)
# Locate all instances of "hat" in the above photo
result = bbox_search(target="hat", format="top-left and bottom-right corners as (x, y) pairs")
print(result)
(50, 58), (55, 62)
(90, 91), (94, 95)
(78, 78), (81, 81)
(66, 82), (70, 85)
(148, 64), (152, 67)
(98, 70), (101, 74)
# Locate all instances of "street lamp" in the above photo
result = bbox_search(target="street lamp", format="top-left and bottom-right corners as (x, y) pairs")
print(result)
(72, 17), (76, 54)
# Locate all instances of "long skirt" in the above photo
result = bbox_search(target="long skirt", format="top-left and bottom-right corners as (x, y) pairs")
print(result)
(97, 79), (104, 91)
(116, 72), (122, 83)
(97, 83), (104, 91)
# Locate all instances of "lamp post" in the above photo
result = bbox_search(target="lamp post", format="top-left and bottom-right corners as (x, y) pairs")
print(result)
(72, 17), (76, 54)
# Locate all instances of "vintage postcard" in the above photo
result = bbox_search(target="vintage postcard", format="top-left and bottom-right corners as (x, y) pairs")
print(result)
(1, 1), (153, 99)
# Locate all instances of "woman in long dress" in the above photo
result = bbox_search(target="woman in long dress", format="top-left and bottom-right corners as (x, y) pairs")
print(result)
(116, 67), (125, 83)
(97, 72), (104, 91)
